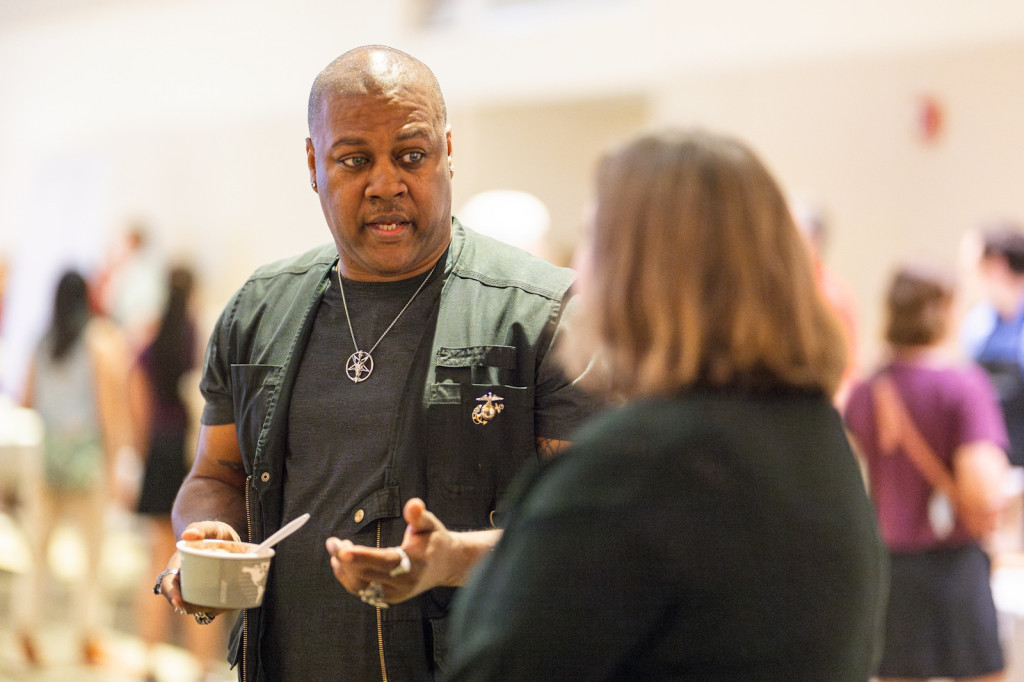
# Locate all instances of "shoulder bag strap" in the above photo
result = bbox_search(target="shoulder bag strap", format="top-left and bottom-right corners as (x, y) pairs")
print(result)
(872, 373), (958, 500)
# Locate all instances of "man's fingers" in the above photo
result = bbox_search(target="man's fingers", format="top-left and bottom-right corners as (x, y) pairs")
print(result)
(404, 497), (438, 533)
(389, 547), (412, 577)
(181, 520), (240, 542)
(326, 539), (383, 575)
(404, 497), (426, 525)
(180, 527), (205, 541)
(326, 537), (353, 558)
(160, 571), (184, 609)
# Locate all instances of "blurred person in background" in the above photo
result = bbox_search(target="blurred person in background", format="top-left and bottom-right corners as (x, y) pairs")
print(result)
(93, 222), (167, 353)
(845, 263), (1009, 682)
(791, 197), (861, 408)
(130, 264), (227, 681)
(16, 269), (133, 667)
(0, 254), (8, 333)
(961, 221), (1024, 468)
(442, 129), (888, 681)
(457, 189), (555, 262)
(153, 44), (599, 681)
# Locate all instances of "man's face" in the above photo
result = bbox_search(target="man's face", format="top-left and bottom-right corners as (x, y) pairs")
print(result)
(978, 253), (1012, 300)
(307, 91), (453, 281)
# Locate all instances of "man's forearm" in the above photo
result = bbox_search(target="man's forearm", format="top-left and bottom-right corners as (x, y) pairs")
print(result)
(443, 528), (502, 586)
(171, 475), (248, 539)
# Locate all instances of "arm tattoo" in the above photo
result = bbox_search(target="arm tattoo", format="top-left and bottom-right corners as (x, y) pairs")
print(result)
(536, 437), (571, 460)
(217, 459), (247, 475)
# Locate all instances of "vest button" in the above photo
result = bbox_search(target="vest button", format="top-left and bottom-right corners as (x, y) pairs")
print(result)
(260, 472), (270, 483)
(354, 509), (365, 523)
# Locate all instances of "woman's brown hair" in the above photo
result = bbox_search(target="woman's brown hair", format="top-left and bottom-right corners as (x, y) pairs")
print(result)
(563, 129), (847, 399)
(884, 263), (954, 348)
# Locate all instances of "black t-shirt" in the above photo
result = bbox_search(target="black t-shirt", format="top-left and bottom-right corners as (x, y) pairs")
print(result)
(262, 264), (443, 680)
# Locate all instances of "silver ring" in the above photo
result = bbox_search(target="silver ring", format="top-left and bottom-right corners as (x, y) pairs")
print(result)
(389, 547), (411, 577)
(358, 581), (389, 608)
(193, 611), (215, 625)
(153, 567), (179, 595)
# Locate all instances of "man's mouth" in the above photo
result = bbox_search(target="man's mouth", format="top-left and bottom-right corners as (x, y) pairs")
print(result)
(366, 219), (412, 234)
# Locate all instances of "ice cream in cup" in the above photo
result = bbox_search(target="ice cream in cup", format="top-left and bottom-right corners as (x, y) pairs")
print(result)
(176, 539), (274, 609)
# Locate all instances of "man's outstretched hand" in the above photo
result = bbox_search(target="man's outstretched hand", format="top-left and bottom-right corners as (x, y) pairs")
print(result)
(326, 498), (501, 606)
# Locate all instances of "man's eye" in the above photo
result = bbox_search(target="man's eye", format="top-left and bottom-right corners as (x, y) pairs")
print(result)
(400, 151), (425, 164)
(340, 156), (368, 168)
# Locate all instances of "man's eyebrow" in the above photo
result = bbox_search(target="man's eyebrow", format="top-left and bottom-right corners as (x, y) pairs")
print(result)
(328, 127), (430, 151)
(396, 127), (430, 142)
(329, 136), (368, 150)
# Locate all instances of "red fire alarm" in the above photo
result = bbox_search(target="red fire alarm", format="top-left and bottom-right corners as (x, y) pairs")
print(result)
(916, 94), (945, 144)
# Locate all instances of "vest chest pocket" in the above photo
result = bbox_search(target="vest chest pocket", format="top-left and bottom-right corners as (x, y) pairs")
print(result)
(427, 346), (535, 529)
(230, 363), (283, 468)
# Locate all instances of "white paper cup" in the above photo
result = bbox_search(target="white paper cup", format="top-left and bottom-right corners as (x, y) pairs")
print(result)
(176, 539), (274, 609)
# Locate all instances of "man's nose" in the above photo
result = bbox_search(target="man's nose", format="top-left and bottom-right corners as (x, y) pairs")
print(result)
(366, 160), (407, 199)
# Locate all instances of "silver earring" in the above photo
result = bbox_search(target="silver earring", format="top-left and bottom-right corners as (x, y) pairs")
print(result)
(311, 181), (317, 189)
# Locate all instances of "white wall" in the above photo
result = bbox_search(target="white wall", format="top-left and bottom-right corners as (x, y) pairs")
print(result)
(651, 41), (1024, 367)
(3, 0), (1024, 393)
(451, 96), (648, 262)
(0, 0), (408, 393)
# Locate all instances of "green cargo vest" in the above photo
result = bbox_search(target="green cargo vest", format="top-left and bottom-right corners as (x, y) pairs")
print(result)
(207, 219), (580, 677)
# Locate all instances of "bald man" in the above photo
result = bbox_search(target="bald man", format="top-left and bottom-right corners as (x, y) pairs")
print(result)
(154, 45), (599, 681)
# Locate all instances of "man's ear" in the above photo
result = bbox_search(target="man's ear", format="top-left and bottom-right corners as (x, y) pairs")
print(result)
(306, 138), (319, 190)
(446, 126), (453, 176)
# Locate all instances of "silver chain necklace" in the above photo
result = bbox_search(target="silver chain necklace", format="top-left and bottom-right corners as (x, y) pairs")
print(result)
(336, 262), (437, 383)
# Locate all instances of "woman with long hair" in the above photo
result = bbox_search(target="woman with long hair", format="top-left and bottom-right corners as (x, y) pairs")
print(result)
(129, 265), (225, 679)
(443, 129), (888, 680)
(18, 269), (132, 666)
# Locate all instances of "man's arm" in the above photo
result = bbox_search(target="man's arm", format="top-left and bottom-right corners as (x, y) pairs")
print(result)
(157, 423), (247, 614)
(88, 320), (135, 488)
(171, 422), (248, 538)
(536, 437), (571, 460)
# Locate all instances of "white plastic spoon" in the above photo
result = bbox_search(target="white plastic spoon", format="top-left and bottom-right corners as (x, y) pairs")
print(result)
(252, 512), (310, 554)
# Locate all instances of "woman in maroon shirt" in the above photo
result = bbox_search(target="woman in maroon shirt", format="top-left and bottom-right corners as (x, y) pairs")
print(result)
(845, 262), (1009, 682)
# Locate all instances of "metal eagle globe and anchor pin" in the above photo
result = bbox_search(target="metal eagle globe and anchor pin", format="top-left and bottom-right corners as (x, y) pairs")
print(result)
(472, 392), (504, 425)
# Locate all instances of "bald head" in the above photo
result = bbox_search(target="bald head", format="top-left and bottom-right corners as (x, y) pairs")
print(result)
(308, 45), (447, 137)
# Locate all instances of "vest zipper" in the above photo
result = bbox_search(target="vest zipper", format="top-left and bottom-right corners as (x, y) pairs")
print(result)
(243, 475), (252, 682)
(376, 520), (388, 682)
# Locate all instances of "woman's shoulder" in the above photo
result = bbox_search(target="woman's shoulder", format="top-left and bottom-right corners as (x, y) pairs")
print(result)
(513, 391), (848, 533)
(547, 393), (834, 492)
(574, 392), (833, 444)
(849, 360), (1000, 428)
(521, 401), (693, 506)
(885, 358), (996, 395)
(855, 358), (991, 390)
(566, 397), (704, 460)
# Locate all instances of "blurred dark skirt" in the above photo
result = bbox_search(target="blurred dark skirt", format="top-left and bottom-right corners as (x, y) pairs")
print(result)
(136, 433), (188, 516)
(877, 543), (1004, 678)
